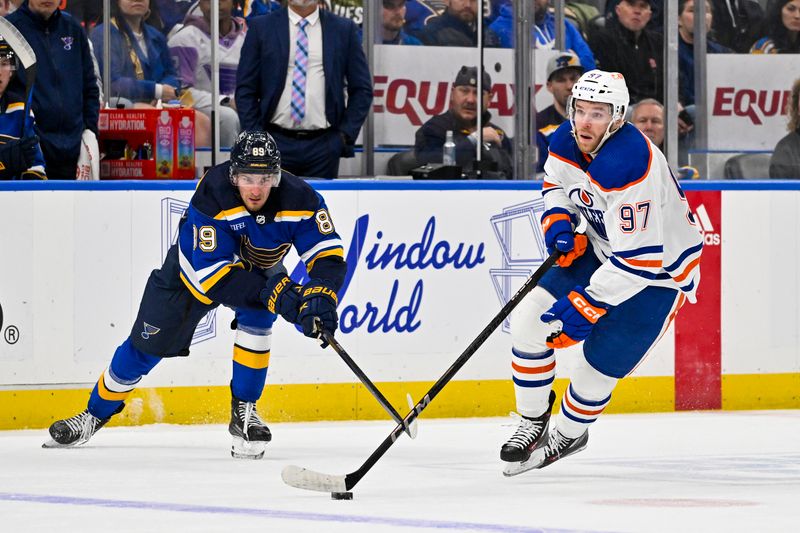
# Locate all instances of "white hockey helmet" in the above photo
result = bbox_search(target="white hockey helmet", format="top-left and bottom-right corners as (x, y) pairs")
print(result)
(568, 70), (630, 154)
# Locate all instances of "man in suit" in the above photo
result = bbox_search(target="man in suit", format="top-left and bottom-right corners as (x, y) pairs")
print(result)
(235, 0), (373, 179)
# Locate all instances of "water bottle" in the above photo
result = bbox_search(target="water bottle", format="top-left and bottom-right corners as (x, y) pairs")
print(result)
(443, 130), (456, 166)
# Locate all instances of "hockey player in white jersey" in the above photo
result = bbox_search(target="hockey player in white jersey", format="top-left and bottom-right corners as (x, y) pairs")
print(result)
(501, 70), (703, 476)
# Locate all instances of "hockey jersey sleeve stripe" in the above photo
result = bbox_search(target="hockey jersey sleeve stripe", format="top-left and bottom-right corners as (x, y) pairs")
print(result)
(619, 257), (662, 268)
(664, 242), (704, 272)
(5, 102), (24, 112)
(274, 210), (314, 222)
(179, 272), (214, 304)
(213, 206), (249, 221)
(300, 238), (345, 263)
(306, 247), (345, 271)
(672, 257), (701, 283)
(609, 256), (658, 280)
(614, 245), (663, 258)
(199, 261), (246, 292)
(542, 180), (560, 191)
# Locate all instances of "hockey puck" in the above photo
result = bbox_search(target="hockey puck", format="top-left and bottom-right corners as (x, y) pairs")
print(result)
(331, 491), (353, 500)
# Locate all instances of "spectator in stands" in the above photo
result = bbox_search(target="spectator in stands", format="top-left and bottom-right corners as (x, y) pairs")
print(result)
(605, 0), (663, 31)
(0, 0), (22, 16)
(91, 0), (212, 146)
(536, 51), (583, 173)
(770, 77), (800, 179)
(415, 65), (513, 179)
(235, 0), (373, 179)
(7, 0), (99, 179)
(169, 0), (244, 147)
(679, 0), (731, 108)
(631, 98), (698, 177)
(91, 0), (179, 105)
(711, 0), (764, 53)
(383, 0), (422, 44)
(418, 0), (481, 46)
(631, 98), (664, 149)
(487, 0), (596, 71)
(589, 0), (663, 104)
(750, 0), (800, 53)
(0, 36), (46, 180)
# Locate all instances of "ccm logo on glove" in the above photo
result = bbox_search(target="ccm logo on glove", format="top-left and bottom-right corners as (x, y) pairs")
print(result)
(569, 292), (606, 322)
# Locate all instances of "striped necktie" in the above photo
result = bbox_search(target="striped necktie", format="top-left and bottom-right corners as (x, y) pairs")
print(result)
(291, 18), (309, 126)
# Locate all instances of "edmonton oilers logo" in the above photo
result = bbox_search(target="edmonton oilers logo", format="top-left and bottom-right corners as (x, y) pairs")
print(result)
(569, 188), (595, 208)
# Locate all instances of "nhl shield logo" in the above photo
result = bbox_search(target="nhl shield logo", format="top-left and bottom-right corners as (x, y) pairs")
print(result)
(141, 322), (161, 340)
(256, 215), (266, 224)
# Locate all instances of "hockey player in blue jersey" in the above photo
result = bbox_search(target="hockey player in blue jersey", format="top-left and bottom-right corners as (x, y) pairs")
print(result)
(500, 70), (703, 476)
(44, 130), (346, 459)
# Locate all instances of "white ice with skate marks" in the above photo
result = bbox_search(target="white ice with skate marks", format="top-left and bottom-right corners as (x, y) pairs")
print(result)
(1, 410), (798, 533)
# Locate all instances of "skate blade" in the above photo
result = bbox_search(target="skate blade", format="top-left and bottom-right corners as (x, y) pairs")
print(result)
(502, 457), (543, 477)
(231, 437), (266, 460)
(42, 439), (81, 449)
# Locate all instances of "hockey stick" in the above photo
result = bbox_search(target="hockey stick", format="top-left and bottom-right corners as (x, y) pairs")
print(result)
(321, 330), (417, 439)
(283, 249), (562, 494)
(0, 17), (38, 137)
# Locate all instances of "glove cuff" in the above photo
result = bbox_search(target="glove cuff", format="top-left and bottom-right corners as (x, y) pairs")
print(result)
(568, 286), (608, 324)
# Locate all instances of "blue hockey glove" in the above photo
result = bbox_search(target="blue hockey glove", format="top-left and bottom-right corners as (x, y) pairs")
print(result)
(260, 274), (303, 324)
(541, 208), (587, 267)
(297, 281), (339, 338)
(541, 286), (609, 349)
(0, 135), (38, 177)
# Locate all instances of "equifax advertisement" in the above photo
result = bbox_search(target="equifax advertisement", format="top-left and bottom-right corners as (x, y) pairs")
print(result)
(705, 55), (797, 151)
(374, 50), (796, 152)
(373, 46), (557, 145)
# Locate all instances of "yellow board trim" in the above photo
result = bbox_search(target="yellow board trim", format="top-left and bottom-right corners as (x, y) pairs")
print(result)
(1, 373), (796, 431)
(232, 347), (271, 370)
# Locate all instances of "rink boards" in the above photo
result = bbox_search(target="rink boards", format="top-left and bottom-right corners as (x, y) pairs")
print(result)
(0, 180), (797, 429)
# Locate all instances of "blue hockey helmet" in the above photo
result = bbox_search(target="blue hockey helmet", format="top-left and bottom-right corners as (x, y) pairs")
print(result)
(0, 37), (18, 71)
(229, 130), (281, 187)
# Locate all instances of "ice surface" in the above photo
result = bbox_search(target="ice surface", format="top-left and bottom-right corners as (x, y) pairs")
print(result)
(1, 410), (798, 532)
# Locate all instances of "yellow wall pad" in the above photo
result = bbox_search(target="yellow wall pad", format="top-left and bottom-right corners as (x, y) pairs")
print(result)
(1, 375), (675, 431)
(722, 373), (800, 410)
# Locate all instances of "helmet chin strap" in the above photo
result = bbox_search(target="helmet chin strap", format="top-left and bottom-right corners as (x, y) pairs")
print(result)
(587, 118), (623, 157)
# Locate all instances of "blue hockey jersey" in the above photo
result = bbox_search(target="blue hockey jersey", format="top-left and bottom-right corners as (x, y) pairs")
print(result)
(177, 163), (346, 310)
(0, 88), (46, 179)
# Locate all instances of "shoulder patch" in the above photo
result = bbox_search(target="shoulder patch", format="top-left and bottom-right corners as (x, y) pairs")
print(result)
(586, 124), (653, 192)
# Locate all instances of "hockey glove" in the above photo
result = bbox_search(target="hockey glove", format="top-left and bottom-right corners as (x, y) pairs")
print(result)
(0, 136), (39, 178)
(541, 286), (609, 349)
(297, 281), (339, 338)
(260, 274), (303, 324)
(541, 208), (587, 267)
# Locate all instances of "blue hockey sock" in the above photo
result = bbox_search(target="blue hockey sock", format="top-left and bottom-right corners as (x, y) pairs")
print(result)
(87, 338), (162, 419)
(230, 328), (271, 402)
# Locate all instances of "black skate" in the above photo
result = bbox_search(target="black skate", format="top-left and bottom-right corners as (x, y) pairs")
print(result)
(42, 405), (122, 448)
(501, 390), (555, 472)
(229, 395), (271, 460)
(533, 428), (589, 470)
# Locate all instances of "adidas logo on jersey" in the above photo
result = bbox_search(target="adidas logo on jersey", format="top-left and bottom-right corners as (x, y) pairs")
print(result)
(694, 204), (720, 246)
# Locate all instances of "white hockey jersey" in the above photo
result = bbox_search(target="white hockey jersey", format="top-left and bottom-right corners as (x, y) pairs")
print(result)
(167, 16), (246, 109)
(542, 121), (703, 306)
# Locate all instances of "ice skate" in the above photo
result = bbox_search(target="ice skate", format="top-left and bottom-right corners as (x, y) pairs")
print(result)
(501, 391), (556, 477)
(531, 427), (589, 469)
(42, 406), (121, 448)
(229, 395), (271, 459)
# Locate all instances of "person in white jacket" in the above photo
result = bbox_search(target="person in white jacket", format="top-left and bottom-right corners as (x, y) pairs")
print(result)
(500, 70), (704, 476)
(168, 0), (245, 147)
